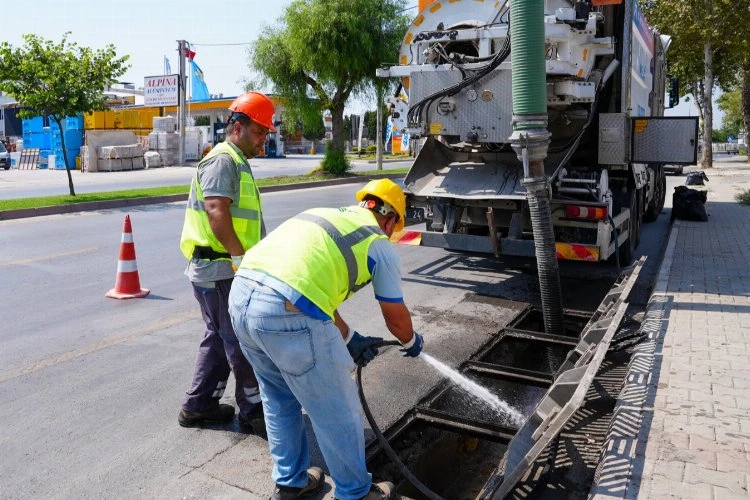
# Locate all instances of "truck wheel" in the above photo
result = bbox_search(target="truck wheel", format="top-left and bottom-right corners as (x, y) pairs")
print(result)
(3, 165), (9, 170)
(644, 166), (666, 222)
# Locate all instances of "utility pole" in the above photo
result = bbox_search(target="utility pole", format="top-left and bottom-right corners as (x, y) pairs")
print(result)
(375, 2), (384, 170)
(376, 83), (383, 170)
(177, 40), (187, 165)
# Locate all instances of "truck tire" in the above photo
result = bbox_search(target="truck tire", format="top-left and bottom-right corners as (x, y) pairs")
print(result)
(644, 165), (666, 222)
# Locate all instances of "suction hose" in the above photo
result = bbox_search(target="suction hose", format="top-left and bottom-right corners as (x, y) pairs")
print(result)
(508, 0), (565, 335)
(355, 341), (444, 500)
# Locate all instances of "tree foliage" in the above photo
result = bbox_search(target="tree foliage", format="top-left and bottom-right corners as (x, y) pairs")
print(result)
(249, 0), (410, 172)
(641, 0), (748, 167)
(300, 110), (326, 142)
(0, 33), (129, 194)
(717, 88), (743, 136)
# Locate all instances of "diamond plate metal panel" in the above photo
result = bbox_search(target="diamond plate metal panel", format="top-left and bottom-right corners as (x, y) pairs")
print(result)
(409, 69), (513, 143)
(598, 113), (628, 165)
(631, 117), (698, 164)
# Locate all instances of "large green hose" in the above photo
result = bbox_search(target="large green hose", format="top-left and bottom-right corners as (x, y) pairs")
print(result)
(510, 0), (547, 125)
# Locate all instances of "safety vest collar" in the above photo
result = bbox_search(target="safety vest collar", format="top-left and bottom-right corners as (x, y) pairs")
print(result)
(293, 209), (384, 293)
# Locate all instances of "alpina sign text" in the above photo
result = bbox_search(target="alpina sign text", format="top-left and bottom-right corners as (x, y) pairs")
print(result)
(144, 75), (179, 106)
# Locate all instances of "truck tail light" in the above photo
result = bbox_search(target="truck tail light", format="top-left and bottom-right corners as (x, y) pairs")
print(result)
(565, 205), (608, 221)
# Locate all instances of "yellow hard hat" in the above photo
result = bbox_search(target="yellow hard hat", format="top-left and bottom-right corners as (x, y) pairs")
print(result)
(356, 178), (406, 232)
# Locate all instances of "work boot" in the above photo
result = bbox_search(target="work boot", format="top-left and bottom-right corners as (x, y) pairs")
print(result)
(361, 482), (395, 500)
(238, 404), (267, 439)
(270, 467), (325, 500)
(178, 404), (235, 427)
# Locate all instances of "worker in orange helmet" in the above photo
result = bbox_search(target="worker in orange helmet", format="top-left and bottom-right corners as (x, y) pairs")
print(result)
(177, 91), (275, 433)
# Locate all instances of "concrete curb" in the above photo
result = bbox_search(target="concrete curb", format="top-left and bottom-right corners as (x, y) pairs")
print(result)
(589, 221), (680, 498)
(0, 172), (403, 221)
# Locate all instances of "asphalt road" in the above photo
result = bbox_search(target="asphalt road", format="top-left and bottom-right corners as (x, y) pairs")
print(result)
(0, 183), (545, 498)
(0, 173), (679, 498)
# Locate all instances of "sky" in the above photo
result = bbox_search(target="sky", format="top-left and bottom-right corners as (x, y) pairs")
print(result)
(5, 0), (416, 115)
(5, 0), (724, 126)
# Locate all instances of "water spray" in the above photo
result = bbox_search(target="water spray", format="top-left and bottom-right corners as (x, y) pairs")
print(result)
(356, 341), (525, 499)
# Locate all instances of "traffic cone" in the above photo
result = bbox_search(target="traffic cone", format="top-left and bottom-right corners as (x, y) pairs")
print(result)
(106, 214), (150, 299)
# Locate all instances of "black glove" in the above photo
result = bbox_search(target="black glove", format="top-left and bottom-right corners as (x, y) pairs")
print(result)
(346, 331), (383, 366)
(400, 332), (424, 358)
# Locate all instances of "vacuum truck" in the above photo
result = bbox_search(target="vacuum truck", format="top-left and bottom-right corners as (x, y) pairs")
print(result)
(379, 0), (698, 268)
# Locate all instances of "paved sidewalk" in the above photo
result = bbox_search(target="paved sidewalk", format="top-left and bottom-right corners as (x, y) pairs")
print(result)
(592, 156), (750, 499)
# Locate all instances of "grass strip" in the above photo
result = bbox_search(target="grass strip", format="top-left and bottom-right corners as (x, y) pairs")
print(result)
(0, 168), (409, 211)
(737, 189), (750, 206)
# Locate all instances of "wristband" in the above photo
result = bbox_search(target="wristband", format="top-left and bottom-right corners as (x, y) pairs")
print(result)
(343, 327), (353, 344)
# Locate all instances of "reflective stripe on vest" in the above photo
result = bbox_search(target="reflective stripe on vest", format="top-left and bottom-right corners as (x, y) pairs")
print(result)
(241, 206), (388, 319)
(179, 142), (262, 260)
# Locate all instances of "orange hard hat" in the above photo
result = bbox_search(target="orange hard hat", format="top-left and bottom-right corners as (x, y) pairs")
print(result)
(228, 92), (276, 132)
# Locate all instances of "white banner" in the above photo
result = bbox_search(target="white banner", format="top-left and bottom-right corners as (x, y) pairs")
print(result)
(144, 74), (179, 106)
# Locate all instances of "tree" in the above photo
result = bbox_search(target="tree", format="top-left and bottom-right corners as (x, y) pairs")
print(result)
(717, 88), (743, 137)
(249, 0), (410, 172)
(193, 115), (211, 126)
(301, 109), (326, 153)
(363, 108), (388, 142)
(642, 0), (745, 168)
(0, 33), (129, 195)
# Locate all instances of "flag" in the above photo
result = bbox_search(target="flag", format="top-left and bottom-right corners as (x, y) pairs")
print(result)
(184, 48), (196, 61)
(401, 133), (410, 152)
(164, 56), (171, 74)
(190, 59), (210, 101)
(384, 115), (393, 146)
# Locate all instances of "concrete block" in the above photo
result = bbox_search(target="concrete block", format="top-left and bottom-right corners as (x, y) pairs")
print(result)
(98, 158), (122, 172)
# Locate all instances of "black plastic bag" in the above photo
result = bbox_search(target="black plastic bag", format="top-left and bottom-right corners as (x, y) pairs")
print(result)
(671, 185), (708, 222)
(685, 171), (709, 186)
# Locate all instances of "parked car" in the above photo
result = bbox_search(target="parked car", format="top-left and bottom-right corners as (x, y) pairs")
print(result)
(664, 164), (684, 175)
(0, 142), (10, 170)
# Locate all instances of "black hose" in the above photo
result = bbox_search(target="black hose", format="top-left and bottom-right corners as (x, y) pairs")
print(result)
(355, 341), (444, 500)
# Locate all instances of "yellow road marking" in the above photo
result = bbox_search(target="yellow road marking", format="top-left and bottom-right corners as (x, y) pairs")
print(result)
(0, 246), (100, 267)
(0, 311), (200, 384)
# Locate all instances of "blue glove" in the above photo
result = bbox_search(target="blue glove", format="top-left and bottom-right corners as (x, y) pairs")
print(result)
(400, 332), (424, 358)
(346, 331), (383, 366)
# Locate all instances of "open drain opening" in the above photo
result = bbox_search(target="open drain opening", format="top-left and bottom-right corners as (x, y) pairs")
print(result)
(476, 337), (571, 375)
(367, 420), (508, 500)
(363, 308), (596, 499)
(511, 309), (591, 337)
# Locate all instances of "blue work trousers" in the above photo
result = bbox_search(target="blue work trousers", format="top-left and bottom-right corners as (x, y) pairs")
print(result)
(183, 279), (261, 418)
(229, 276), (372, 500)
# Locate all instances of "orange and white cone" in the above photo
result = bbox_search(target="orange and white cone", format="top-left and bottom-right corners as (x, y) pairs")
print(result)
(105, 214), (150, 299)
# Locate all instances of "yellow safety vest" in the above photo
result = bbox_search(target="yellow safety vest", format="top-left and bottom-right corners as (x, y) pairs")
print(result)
(241, 206), (388, 319)
(180, 142), (262, 260)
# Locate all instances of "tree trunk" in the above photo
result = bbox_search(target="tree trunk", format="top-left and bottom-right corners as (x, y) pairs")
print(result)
(702, 40), (714, 169)
(375, 83), (383, 170)
(742, 63), (750, 162)
(330, 100), (345, 152)
(694, 79), (705, 129)
(53, 116), (76, 196)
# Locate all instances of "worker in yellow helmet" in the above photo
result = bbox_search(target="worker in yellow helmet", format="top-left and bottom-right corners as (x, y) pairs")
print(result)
(177, 92), (275, 433)
(229, 179), (423, 500)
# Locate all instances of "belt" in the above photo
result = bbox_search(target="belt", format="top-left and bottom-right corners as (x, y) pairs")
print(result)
(192, 246), (231, 261)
